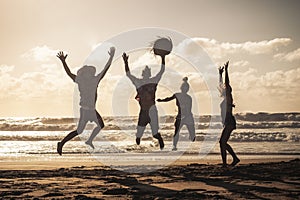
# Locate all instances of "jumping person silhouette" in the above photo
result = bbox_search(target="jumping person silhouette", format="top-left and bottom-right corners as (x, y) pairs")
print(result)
(157, 77), (195, 151)
(56, 47), (115, 155)
(122, 52), (165, 150)
(218, 61), (240, 167)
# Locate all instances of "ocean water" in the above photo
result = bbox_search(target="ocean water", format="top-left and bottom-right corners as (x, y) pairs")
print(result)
(0, 113), (299, 164)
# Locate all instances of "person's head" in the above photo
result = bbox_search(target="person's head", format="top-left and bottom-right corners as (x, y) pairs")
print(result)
(77, 65), (96, 79)
(180, 77), (190, 93)
(142, 65), (151, 79)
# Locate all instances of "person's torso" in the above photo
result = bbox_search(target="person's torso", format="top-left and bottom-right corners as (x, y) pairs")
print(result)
(136, 83), (158, 110)
(175, 93), (193, 117)
(76, 76), (99, 109)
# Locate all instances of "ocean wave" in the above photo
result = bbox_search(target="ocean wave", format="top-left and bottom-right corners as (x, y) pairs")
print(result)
(0, 129), (299, 142)
(0, 112), (299, 131)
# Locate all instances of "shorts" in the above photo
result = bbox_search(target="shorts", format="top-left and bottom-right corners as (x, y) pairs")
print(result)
(224, 115), (236, 129)
(138, 106), (158, 127)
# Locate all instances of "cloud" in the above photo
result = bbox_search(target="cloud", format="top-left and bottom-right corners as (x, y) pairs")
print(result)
(0, 65), (17, 98)
(274, 48), (300, 62)
(215, 60), (250, 68)
(2, 37), (298, 116)
(192, 37), (292, 60)
(0, 65), (15, 73)
(231, 67), (300, 96)
(21, 45), (58, 62)
(0, 46), (72, 101)
(220, 67), (300, 112)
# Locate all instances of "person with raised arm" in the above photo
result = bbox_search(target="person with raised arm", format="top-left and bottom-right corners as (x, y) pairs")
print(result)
(218, 61), (240, 167)
(56, 47), (115, 155)
(122, 51), (166, 150)
(157, 77), (195, 151)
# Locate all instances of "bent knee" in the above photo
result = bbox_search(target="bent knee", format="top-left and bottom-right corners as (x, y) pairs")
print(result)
(76, 129), (84, 135)
(100, 123), (105, 129)
(219, 140), (226, 146)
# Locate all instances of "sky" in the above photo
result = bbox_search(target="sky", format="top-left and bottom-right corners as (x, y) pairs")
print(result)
(0, 0), (299, 117)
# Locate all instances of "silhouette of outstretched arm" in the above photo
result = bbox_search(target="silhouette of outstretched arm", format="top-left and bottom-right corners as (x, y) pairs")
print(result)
(224, 61), (230, 87)
(123, 52), (139, 85)
(152, 56), (166, 83)
(157, 94), (175, 102)
(57, 51), (76, 81)
(97, 47), (115, 81)
(219, 66), (224, 86)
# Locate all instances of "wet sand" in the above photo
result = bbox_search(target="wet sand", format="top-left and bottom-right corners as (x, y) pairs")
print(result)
(0, 156), (299, 199)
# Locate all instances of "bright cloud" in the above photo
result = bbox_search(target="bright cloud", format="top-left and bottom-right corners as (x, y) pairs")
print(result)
(274, 48), (300, 62)
(0, 65), (15, 73)
(0, 45), (72, 102)
(193, 37), (291, 60)
(230, 67), (300, 110)
(1, 36), (299, 116)
(21, 45), (58, 62)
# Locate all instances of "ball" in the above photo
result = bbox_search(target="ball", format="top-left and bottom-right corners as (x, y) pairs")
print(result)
(152, 37), (173, 56)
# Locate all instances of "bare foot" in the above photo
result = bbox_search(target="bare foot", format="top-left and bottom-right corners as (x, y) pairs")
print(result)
(136, 137), (140, 145)
(57, 142), (63, 156)
(85, 141), (95, 149)
(230, 158), (240, 166)
(221, 164), (228, 168)
(155, 134), (164, 150)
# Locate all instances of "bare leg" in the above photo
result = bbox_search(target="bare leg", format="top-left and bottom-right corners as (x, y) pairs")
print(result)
(173, 118), (182, 151)
(219, 126), (231, 166)
(226, 143), (240, 166)
(86, 111), (105, 149)
(186, 123), (196, 142)
(57, 116), (87, 155)
(57, 130), (78, 155)
(136, 109), (148, 145)
(136, 126), (146, 145)
(220, 125), (239, 166)
(149, 106), (164, 150)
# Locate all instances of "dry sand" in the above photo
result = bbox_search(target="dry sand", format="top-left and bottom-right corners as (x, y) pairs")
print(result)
(0, 156), (299, 199)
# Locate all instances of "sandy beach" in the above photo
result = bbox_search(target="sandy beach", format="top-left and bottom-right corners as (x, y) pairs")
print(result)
(0, 156), (299, 199)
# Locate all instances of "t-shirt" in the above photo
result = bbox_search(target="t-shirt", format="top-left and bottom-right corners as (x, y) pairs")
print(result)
(75, 75), (99, 109)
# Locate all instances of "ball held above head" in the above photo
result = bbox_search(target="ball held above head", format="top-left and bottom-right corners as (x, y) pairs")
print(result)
(152, 37), (173, 56)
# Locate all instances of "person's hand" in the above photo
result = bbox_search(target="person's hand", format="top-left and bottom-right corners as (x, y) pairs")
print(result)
(218, 66), (224, 75)
(224, 61), (229, 70)
(157, 99), (162, 102)
(108, 47), (115, 57)
(57, 51), (67, 62)
(122, 52), (129, 64)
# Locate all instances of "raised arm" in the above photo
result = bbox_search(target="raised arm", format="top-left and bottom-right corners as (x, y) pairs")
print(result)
(122, 52), (139, 85)
(218, 66), (224, 86)
(224, 61), (230, 87)
(97, 47), (115, 81)
(157, 94), (176, 102)
(152, 55), (166, 82)
(57, 51), (76, 81)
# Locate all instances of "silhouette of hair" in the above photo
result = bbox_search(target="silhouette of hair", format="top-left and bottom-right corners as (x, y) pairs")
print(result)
(218, 84), (226, 97)
(77, 65), (96, 78)
(142, 65), (151, 77)
(180, 77), (189, 93)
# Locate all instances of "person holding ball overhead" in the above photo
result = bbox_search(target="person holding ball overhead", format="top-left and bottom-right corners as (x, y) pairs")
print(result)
(122, 37), (172, 150)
